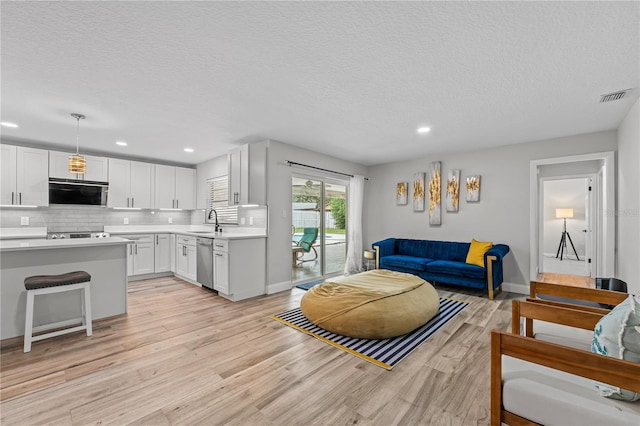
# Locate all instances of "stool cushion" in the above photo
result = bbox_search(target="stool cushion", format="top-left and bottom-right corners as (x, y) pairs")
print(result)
(24, 271), (91, 290)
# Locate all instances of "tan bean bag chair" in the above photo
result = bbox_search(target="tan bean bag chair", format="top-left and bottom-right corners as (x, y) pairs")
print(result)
(300, 269), (439, 339)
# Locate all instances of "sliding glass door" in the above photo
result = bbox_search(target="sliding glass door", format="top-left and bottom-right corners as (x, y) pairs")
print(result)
(292, 176), (347, 283)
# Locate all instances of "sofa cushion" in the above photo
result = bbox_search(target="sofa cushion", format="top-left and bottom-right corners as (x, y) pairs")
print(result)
(502, 355), (640, 425)
(381, 255), (433, 272)
(591, 294), (640, 401)
(465, 238), (493, 267)
(426, 260), (485, 279)
(424, 240), (470, 262)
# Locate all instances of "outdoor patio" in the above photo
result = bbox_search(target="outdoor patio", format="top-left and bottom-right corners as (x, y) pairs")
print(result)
(292, 233), (347, 283)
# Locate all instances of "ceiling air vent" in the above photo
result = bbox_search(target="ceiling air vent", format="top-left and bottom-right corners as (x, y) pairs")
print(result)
(600, 89), (630, 103)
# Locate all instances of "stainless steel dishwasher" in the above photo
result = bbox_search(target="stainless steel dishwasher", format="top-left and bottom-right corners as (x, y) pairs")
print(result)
(196, 237), (214, 290)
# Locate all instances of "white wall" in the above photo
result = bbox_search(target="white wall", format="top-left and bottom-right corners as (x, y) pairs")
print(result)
(364, 130), (617, 289)
(543, 178), (587, 256)
(265, 140), (368, 292)
(617, 98), (640, 294)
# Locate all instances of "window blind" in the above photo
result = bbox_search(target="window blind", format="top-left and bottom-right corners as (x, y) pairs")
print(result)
(208, 176), (238, 224)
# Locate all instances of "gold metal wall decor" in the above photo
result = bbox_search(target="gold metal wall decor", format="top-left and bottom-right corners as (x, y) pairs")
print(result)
(466, 175), (481, 202)
(396, 182), (408, 205)
(446, 169), (460, 212)
(412, 173), (425, 211)
(428, 162), (441, 225)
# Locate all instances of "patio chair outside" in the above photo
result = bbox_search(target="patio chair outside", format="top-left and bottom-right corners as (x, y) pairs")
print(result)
(292, 227), (318, 267)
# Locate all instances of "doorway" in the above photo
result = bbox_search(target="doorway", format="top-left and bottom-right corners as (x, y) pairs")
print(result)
(291, 176), (347, 284)
(530, 151), (615, 281)
(541, 177), (594, 277)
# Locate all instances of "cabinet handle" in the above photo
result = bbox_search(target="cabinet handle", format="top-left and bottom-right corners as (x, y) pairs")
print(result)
(126, 197), (130, 208)
(19, 192), (22, 204)
(215, 244), (224, 248)
(156, 235), (158, 245)
(176, 199), (179, 209)
(132, 197), (134, 208)
(129, 245), (132, 255)
(215, 253), (223, 257)
(172, 199), (175, 208)
(11, 192), (14, 205)
(135, 244), (138, 255)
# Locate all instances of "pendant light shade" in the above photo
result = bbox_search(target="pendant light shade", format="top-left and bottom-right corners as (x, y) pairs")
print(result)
(69, 113), (87, 174)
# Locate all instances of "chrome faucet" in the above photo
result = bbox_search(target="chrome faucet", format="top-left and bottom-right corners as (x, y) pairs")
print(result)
(208, 209), (221, 232)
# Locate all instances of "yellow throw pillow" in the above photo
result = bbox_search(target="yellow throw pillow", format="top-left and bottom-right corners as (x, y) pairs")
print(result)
(466, 239), (493, 267)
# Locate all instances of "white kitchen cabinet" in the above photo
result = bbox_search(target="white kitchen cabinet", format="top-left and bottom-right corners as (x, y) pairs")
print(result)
(154, 233), (171, 273)
(154, 165), (196, 210)
(213, 237), (265, 301)
(108, 159), (153, 208)
(227, 142), (266, 206)
(175, 235), (197, 282)
(0, 145), (49, 206)
(49, 150), (108, 181)
(123, 234), (155, 276)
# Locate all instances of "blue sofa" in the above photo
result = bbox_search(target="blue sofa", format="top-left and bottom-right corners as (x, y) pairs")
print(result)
(372, 238), (510, 299)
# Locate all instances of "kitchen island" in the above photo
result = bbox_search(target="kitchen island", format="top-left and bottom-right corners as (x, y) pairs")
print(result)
(0, 237), (131, 340)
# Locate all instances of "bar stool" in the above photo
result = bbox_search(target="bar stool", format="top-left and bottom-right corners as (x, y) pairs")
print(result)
(24, 271), (92, 353)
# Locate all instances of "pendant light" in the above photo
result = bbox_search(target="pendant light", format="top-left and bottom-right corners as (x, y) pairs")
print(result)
(68, 113), (87, 174)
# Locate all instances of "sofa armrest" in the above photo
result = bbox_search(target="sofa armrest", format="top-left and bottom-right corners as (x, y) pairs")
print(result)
(485, 244), (509, 263)
(484, 244), (509, 298)
(372, 238), (396, 262)
(491, 330), (640, 426)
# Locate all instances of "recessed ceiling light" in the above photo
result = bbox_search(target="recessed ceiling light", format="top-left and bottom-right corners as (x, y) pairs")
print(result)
(1, 122), (18, 128)
(116, 141), (128, 146)
(184, 148), (194, 153)
(417, 127), (431, 134)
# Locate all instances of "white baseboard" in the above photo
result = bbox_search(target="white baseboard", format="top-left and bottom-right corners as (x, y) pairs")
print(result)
(502, 281), (528, 295)
(266, 280), (292, 295)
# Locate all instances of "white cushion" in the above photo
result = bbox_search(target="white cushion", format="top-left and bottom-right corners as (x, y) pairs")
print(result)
(532, 321), (593, 351)
(502, 356), (640, 426)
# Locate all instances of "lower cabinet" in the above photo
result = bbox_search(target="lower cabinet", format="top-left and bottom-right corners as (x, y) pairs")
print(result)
(123, 234), (155, 276)
(154, 234), (171, 273)
(176, 235), (197, 282)
(214, 238), (265, 301)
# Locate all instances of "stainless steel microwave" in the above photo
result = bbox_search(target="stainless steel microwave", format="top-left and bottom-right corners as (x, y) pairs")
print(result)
(49, 179), (108, 206)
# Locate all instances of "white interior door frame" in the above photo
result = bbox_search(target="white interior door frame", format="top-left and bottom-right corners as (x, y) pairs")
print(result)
(530, 151), (615, 281)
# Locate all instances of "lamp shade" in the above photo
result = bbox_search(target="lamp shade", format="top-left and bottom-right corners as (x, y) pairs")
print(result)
(363, 250), (375, 260)
(555, 208), (574, 219)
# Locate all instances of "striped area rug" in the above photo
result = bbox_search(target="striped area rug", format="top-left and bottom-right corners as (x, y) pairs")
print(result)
(272, 297), (468, 370)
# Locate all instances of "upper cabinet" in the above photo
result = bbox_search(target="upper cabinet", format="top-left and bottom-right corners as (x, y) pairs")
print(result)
(0, 145), (49, 206)
(154, 165), (195, 210)
(228, 143), (266, 206)
(108, 159), (153, 208)
(49, 150), (108, 182)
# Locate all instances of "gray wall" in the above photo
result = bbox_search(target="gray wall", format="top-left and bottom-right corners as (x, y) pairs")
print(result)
(617, 98), (640, 294)
(265, 140), (368, 291)
(364, 130), (617, 288)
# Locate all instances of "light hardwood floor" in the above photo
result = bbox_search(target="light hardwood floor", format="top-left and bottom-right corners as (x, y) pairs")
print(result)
(1, 277), (519, 425)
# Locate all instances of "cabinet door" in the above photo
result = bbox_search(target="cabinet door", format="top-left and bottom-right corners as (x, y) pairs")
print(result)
(186, 245), (197, 281)
(0, 145), (17, 205)
(82, 155), (109, 182)
(129, 161), (153, 209)
(16, 147), (49, 206)
(154, 234), (171, 273)
(49, 150), (76, 179)
(133, 241), (155, 275)
(154, 164), (176, 209)
(175, 167), (195, 210)
(126, 243), (134, 276)
(214, 251), (229, 294)
(108, 159), (131, 207)
(228, 148), (241, 206)
(176, 244), (189, 277)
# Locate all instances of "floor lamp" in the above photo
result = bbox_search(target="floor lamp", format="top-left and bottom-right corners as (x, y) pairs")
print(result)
(555, 208), (580, 261)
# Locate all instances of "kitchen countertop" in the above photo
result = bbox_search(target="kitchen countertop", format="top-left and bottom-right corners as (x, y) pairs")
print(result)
(0, 227), (47, 240)
(0, 237), (132, 252)
(104, 225), (267, 240)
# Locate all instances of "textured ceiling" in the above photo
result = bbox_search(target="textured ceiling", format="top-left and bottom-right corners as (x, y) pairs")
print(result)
(1, 2), (638, 166)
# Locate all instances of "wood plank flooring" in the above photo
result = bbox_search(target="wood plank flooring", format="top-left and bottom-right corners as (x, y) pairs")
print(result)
(1, 276), (519, 425)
